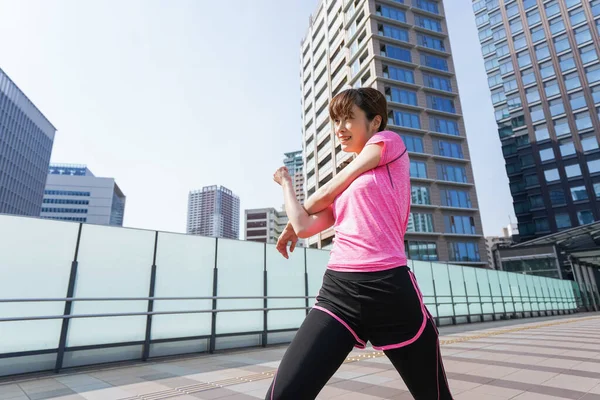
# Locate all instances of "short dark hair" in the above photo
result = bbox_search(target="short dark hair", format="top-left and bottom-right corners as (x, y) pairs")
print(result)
(328, 88), (388, 132)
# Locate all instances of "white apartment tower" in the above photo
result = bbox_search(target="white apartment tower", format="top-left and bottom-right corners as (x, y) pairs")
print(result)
(300, 0), (488, 265)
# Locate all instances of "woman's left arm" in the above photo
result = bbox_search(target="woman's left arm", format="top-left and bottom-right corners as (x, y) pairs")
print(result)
(303, 142), (383, 214)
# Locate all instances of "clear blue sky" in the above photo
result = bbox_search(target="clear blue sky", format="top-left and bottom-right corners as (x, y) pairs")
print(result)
(0, 0), (515, 237)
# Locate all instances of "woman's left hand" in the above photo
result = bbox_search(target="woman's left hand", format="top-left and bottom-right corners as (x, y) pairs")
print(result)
(273, 166), (292, 186)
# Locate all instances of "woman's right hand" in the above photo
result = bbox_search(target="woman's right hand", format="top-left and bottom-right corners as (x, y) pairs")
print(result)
(277, 222), (298, 259)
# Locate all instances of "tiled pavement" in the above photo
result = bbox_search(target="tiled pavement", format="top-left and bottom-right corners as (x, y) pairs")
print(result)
(1, 313), (599, 400)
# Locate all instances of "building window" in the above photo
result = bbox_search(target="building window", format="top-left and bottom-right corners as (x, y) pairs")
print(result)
(448, 242), (481, 262)
(411, 186), (431, 205)
(379, 24), (409, 42)
(440, 189), (472, 208)
(549, 99), (565, 117)
(386, 87), (418, 106)
(376, 4), (407, 22)
(540, 148), (555, 162)
(578, 210), (595, 225)
(544, 79), (560, 98)
(545, 1), (561, 18)
(550, 18), (566, 35)
(535, 124), (550, 141)
(381, 44), (412, 62)
(525, 174), (539, 187)
(560, 141), (576, 157)
(414, 0), (439, 14)
(569, 91), (587, 111)
(580, 44), (598, 65)
(575, 112), (593, 131)
(550, 190), (567, 205)
(530, 195), (544, 208)
(437, 164), (468, 183)
(554, 118), (570, 137)
(407, 241), (438, 261)
(427, 95), (456, 113)
(571, 186), (588, 201)
(535, 218), (550, 232)
(408, 213), (434, 233)
(535, 44), (550, 61)
(417, 33), (445, 51)
(400, 134), (424, 153)
(414, 15), (443, 32)
(582, 136), (599, 152)
(511, 18), (524, 35)
(565, 164), (582, 178)
(444, 215), (476, 234)
(389, 110), (421, 129)
(517, 51), (532, 68)
(430, 117), (460, 135)
(559, 53), (576, 73)
(410, 161), (428, 178)
(575, 26), (592, 45)
(433, 140), (463, 159)
(420, 53), (449, 71)
(555, 213), (572, 229)
(540, 61), (556, 79)
(500, 60), (514, 75)
(530, 26), (546, 42)
(544, 168), (560, 182)
(586, 65), (600, 84)
(530, 105), (545, 123)
(527, 9), (541, 26)
(423, 73), (452, 92)
(383, 65), (415, 84)
(588, 159), (600, 174)
(521, 69), (535, 86)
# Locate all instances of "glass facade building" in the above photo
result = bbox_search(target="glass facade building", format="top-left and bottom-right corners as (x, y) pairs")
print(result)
(0, 67), (56, 217)
(283, 150), (305, 203)
(473, 0), (600, 241)
(300, 0), (487, 265)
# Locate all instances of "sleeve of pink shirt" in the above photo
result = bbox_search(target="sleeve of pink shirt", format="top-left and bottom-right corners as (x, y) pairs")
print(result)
(365, 131), (407, 167)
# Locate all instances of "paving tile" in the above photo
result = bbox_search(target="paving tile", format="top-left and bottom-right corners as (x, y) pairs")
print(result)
(541, 373), (600, 392)
(28, 388), (76, 400)
(191, 387), (243, 399)
(501, 370), (559, 385)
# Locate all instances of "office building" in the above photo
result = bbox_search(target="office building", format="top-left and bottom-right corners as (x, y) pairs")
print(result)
(284, 150), (305, 203)
(41, 164), (126, 226)
(0, 67), (56, 217)
(187, 185), (240, 239)
(301, 0), (487, 265)
(245, 207), (289, 244)
(473, 0), (600, 241)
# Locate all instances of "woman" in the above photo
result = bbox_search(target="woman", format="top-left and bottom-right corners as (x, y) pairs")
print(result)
(268, 88), (453, 400)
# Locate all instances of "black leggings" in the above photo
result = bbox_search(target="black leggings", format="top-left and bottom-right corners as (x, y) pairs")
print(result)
(265, 268), (453, 400)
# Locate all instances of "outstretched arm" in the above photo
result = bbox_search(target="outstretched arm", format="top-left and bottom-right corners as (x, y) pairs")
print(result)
(273, 142), (383, 238)
(303, 142), (383, 214)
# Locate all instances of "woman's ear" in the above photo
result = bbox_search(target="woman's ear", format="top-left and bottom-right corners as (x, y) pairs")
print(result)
(372, 115), (383, 131)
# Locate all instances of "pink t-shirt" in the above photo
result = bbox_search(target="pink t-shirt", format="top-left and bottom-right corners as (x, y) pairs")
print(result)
(328, 130), (411, 272)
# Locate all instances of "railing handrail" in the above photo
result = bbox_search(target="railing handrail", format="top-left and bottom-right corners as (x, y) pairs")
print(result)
(0, 306), (313, 323)
(0, 295), (316, 303)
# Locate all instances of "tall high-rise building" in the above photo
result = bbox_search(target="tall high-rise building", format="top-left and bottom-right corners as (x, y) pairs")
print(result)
(41, 164), (126, 226)
(300, 0), (487, 266)
(245, 207), (289, 244)
(187, 185), (240, 239)
(0, 67), (56, 217)
(473, 0), (600, 241)
(284, 150), (305, 203)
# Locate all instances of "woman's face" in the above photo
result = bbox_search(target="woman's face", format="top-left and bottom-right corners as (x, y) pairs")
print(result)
(333, 104), (379, 153)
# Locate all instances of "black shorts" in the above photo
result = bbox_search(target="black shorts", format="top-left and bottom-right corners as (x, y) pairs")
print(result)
(313, 266), (434, 350)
